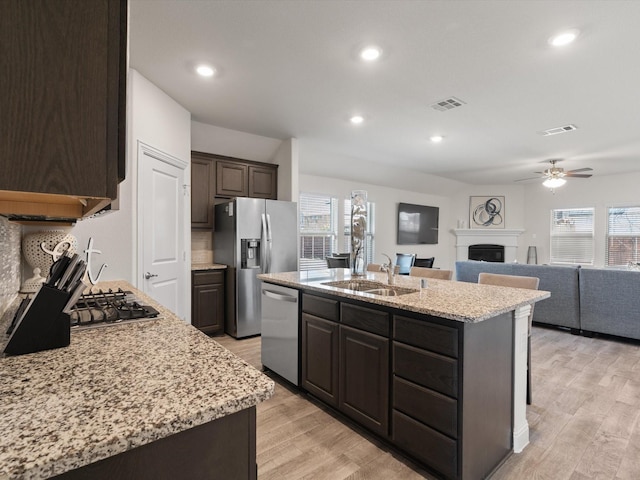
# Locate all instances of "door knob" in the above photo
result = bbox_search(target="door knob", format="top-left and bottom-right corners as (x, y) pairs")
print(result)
(145, 272), (158, 280)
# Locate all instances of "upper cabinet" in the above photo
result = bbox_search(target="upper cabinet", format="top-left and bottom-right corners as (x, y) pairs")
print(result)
(216, 161), (248, 198)
(248, 165), (278, 199)
(191, 151), (278, 229)
(191, 153), (217, 229)
(0, 0), (127, 221)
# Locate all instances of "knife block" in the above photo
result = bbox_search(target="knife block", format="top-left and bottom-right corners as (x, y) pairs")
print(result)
(4, 285), (71, 356)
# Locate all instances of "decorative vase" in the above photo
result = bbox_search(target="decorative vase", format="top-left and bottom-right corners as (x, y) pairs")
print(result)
(350, 190), (368, 276)
(21, 231), (78, 292)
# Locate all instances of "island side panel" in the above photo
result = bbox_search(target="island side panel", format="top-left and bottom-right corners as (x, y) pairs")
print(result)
(460, 312), (514, 480)
(53, 407), (257, 480)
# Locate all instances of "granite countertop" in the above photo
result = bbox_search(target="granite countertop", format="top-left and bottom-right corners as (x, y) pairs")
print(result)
(258, 270), (550, 323)
(191, 263), (227, 271)
(0, 281), (274, 480)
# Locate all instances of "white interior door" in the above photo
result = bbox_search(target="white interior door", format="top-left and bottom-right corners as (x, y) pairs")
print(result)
(138, 143), (188, 319)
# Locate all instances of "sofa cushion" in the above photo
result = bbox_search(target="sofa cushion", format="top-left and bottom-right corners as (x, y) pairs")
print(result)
(579, 268), (640, 340)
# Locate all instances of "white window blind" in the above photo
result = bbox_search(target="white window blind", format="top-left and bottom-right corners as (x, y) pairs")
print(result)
(299, 193), (338, 270)
(550, 208), (594, 265)
(343, 199), (376, 265)
(606, 206), (640, 266)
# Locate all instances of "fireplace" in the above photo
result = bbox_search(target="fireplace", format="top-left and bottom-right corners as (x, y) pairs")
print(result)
(469, 244), (505, 262)
(453, 228), (524, 263)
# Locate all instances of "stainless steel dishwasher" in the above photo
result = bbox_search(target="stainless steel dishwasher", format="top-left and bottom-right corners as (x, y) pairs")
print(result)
(260, 283), (300, 385)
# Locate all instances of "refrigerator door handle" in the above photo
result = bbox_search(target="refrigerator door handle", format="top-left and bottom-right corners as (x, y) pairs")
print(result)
(261, 213), (268, 274)
(266, 213), (273, 273)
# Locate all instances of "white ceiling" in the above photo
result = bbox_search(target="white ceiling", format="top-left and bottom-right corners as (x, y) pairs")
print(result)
(129, 0), (640, 185)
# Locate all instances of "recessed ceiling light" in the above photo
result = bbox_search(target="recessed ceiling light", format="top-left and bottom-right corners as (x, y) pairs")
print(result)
(430, 135), (444, 143)
(196, 64), (215, 77)
(549, 29), (580, 47)
(350, 115), (364, 125)
(360, 46), (382, 61)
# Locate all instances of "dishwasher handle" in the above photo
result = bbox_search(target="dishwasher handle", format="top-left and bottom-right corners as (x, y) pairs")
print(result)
(262, 289), (298, 303)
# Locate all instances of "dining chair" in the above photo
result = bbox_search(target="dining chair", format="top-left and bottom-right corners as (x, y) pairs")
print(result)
(414, 257), (435, 268)
(367, 263), (382, 272)
(395, 253), (416, 275)
(326, 256), (350, 268)
(409, 267), (453, 280)
(478, 272), (539, 405)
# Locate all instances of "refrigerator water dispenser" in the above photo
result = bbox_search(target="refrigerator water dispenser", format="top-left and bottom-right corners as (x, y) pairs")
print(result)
(241, 238), (261, 269)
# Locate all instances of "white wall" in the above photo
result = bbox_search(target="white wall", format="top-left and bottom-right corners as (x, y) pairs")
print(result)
(522, 171), (640, 266)
(273, 138), (299, 202)
(70, 69), (191, 286)
(191, 120), (282, 162)
(450, 184), (528, 263)
(300, 174), (454, 269)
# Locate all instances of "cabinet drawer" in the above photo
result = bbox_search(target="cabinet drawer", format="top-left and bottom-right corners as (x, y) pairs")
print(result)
(302, 293), (339, 321)
(394, 315), (458, 358)
(392, 410), (457, 480)
(393, 376), (457, 439)
(393, 342), (458, 398)
(193, 270), (224, 286)
(341, 303), (389, 337)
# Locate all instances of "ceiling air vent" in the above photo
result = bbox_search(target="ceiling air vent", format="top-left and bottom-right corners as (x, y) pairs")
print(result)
(540, 124), (578, 136)
(431, 96), (466, 111)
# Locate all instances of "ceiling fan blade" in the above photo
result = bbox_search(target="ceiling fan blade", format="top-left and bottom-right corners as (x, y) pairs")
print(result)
(565, 173), (592, 178)
(515, 176), (543, 182)
(566, 167), (593, 174)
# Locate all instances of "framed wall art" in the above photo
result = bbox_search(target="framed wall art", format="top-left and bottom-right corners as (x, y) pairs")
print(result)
(469, 196), (505, 229)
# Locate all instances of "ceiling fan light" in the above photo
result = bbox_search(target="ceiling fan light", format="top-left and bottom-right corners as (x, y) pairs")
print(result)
(549, 29), (580, 47)
(543, 177), (567, 188)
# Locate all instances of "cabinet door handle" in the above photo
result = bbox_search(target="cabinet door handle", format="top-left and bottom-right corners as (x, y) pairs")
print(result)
(145, 272), (158, 280)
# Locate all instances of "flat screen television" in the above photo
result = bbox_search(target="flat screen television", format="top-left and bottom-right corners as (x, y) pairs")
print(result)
(397, 202), (439, 245)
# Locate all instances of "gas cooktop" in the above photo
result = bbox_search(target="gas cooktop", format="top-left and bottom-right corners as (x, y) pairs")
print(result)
(69, 288), (161, 330)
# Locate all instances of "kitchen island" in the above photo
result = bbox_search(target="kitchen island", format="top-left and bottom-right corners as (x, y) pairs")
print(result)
(0, 281), (274, 480)
(259, 269), (549, 480)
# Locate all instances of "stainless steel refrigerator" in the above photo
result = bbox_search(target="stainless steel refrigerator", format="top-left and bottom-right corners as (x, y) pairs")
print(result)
(214, 198), (298, 338)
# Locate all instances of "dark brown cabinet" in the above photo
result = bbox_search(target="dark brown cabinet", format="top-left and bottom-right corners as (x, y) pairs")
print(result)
(301, 293), (390, 437)
(301, 312), (339, 407)
(339, 325), (389, 437)
(299, 290), (515, 480)
(192, 270), (225, 335)
(216, 161), (248, 197)
(0, 0), (127, 220)
(190, 152), (278, 229)
(248, 165), (277, 199)
(191, 153), (217, 229)
(392, 313), (514, 480)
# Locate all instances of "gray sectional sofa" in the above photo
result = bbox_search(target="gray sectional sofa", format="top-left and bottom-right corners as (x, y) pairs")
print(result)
(455, 261), (640, 340)
(579, 268), (640, 340)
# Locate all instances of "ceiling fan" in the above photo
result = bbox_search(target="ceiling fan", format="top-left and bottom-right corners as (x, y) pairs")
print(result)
(517, 159), (593, 188)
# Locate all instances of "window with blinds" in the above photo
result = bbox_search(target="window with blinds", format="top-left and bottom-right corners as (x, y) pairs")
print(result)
(606, 206), (640, 267)
(343, 199), (376, 265)
(299, 193), (338, 270)
(550, 208), (594, 265)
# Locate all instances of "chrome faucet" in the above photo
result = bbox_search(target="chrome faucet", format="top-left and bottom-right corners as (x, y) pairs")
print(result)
(381, 254), (396, 285)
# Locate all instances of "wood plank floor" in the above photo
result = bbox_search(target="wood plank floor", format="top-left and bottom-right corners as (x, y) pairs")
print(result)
(214, 325), (640, 479)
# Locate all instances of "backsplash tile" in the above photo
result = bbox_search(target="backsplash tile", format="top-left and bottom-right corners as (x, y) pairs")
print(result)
(191, 230), (213, 264)
(0, 217), (21, 315)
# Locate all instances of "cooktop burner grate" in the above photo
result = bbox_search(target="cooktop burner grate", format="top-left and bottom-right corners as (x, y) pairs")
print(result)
(69, 288), (161, 329)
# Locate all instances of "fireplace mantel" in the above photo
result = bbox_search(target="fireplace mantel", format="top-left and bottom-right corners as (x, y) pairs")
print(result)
(453, 228), (525, 262)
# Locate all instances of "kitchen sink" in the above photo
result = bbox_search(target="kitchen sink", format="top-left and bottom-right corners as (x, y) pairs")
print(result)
(321, 280), (418, 296)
